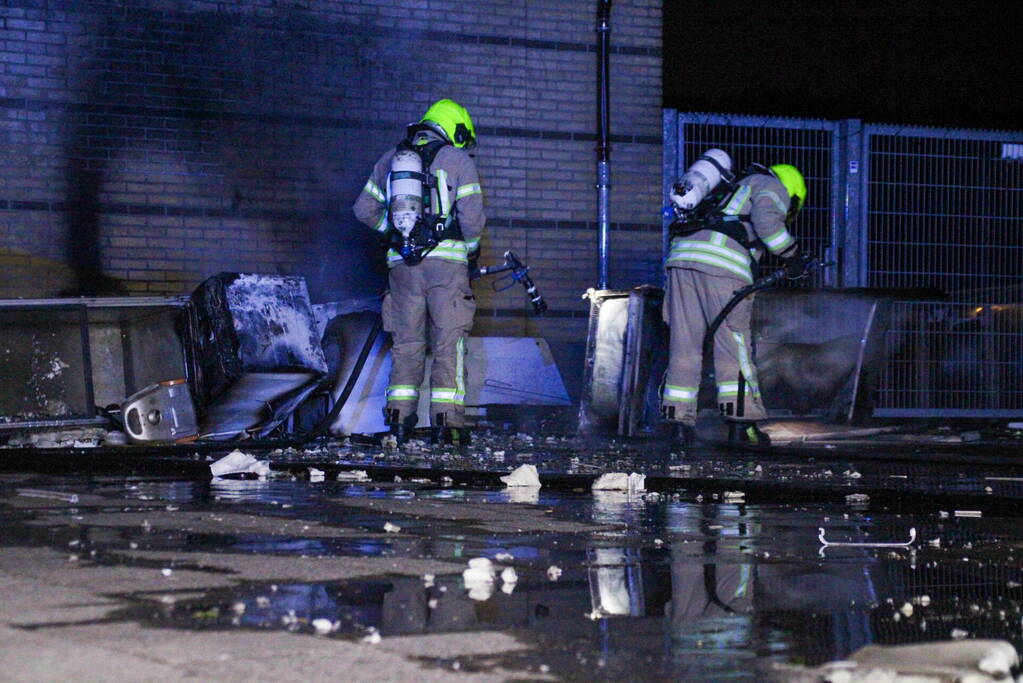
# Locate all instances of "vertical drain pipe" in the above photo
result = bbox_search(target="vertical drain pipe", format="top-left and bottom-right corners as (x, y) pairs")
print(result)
(596, 0), (612, 289)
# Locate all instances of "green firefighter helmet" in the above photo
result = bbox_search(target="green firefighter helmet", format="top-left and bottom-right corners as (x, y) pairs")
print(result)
(421, 99), (477, 149)
(770, 164), (807, 219)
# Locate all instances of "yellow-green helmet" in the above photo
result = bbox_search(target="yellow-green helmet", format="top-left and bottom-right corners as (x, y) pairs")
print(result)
(770, 164), (807, 216)
(421, 99), (477, 149)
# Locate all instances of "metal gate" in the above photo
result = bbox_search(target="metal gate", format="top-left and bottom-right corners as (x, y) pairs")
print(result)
(664, 111), (1023, 418)
(864, 125), (1023, 416)
(663, 113), (838, 288)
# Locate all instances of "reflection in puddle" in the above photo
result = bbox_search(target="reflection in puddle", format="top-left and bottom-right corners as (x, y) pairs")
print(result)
(5, 473), (1023, 679)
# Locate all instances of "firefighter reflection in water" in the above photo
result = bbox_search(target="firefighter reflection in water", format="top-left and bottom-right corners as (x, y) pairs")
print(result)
(662, 150), (809, 447)
(666, 503), (885, 663)
(353, 99), (484, 447)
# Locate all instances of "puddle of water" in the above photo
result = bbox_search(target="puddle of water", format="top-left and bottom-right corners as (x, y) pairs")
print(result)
(4, 473), (1023, 680)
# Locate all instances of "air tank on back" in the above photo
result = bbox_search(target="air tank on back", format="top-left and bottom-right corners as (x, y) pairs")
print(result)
(669, 148), (733, 214)
(388, 148), (423, 236)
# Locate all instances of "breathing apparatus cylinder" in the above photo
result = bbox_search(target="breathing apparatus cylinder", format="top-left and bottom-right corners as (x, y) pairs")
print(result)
(388, 148), (423, 237)
(669, 148), (733, 214)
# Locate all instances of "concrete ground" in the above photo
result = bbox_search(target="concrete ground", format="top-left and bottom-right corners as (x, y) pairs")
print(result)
(0, 476), (559, 682)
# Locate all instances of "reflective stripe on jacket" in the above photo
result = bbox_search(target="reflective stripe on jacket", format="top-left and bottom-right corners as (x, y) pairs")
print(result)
(666, 173), (796, 283)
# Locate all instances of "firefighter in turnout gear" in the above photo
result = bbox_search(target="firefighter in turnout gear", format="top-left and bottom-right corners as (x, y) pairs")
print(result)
(353, 99), (484, 446)
(661, 159), (807, 447)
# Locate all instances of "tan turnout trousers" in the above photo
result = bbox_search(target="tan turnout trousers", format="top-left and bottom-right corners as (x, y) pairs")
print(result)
(661, 267), (767, 426)
(381, 258), (476, 427)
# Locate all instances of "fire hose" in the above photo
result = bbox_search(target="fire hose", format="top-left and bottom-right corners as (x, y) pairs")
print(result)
(701, 255), (833, 436)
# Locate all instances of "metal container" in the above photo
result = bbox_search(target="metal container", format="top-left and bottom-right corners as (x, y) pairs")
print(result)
(122, 379), (198, 443)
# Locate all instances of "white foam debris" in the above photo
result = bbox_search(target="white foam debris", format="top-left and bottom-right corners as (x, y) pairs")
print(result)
(547, 565), (563, 581)
(44, 357), (70, 380)
(161, 568), (172, 577)
(845, 493), (870, 505)
(312, 618), (334, 635)
(591, 472), (645, 494)
(362, 627), (382, 644)
(494, 552), (514, 562)
(787, 639), (1019, 680)
(209, 449), (270, 478)
(900, 602), (913, 617)
(722, 490), (745, 503)
(383, 522), (401, 533)
(955, 510), (982, 517)
(336, 470), (370, 482)
(951, 628), (969, 639)
(308, 467), (325, 482)
(231, 602), (246, 616)
(422, 574), (435, 588)
(500, 464), (541, 488)
(978, 641), (1018, 676)
(501, 567), (518, 585)
(463, 557), (496, 601)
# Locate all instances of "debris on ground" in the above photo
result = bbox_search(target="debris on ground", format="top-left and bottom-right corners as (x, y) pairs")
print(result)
(779, 639), (1017, 681)
(209, 449), (270, 478)
(463, 557), (496, 601)
(591, 472), (645, 494)
(500, 463), (541, 488)
(336, 469), (370, 482)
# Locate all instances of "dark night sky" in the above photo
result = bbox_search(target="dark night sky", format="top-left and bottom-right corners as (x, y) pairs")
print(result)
(663, 0), (1023, 130)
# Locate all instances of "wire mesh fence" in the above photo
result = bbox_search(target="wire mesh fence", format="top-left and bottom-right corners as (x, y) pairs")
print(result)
(669, 114), (837, 288)
(665, 112), (1023, 417)
(864, 125), (1023, 415)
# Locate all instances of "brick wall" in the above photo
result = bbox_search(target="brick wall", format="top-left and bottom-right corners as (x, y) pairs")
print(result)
(0, 0), (662, 397)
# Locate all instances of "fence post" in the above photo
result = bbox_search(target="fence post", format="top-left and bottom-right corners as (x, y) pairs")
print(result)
(662, 109), (678, 277)
(836, 119), (866, 287)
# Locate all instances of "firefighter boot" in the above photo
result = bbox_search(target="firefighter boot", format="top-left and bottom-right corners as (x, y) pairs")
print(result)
(661, 405), (695, 449)
(384, 408), (417, 447)
(672, 423), (697, 449)
(732, 421), (771, 446)
(430, 414), (472, 448)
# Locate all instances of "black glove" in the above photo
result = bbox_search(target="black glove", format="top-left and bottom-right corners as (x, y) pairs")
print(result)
(783, 250), (815, 279)
(467, 247), (480, 276)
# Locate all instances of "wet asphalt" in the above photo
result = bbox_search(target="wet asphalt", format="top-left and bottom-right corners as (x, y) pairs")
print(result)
(2, 434), (1023, 681)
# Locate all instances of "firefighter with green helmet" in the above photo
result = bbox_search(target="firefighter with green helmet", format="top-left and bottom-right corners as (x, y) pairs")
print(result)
(662, 155), (808, 447)
(353, 98), (484, 446)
